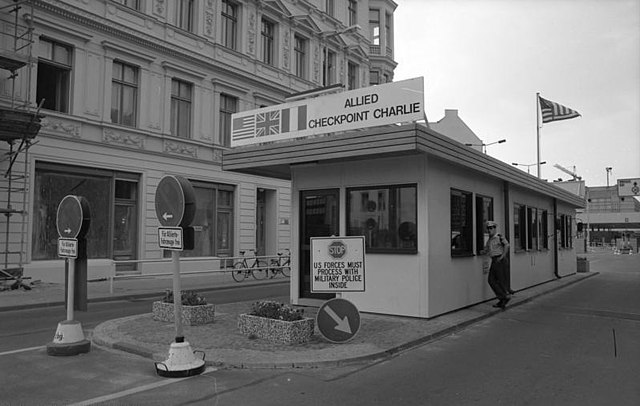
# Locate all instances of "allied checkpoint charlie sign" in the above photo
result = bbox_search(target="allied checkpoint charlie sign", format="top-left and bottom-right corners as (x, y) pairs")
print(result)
(311, 236), (365, 292)
(230, 77), (424, 147)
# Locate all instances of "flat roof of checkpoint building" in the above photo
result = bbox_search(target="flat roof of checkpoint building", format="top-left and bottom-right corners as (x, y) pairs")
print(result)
(222, 122), (585, 209)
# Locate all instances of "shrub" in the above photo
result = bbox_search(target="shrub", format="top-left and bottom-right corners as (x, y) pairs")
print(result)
(250, 300), (304, 322)
(162, 289), (208, 306)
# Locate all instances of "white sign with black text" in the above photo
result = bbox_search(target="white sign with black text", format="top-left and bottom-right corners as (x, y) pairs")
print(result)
(58, 238), (78, 258)
(158, 227), (183, 251)
(231, 77), (424, 147)
(311, 236), (365, 293)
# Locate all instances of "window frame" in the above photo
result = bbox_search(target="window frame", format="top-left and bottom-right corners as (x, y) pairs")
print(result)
(450, 188), (474, 257)
(111, 60), (138, 127)
(369, 8), (380, 46)
(326, 0), (335, 17)
(32, 162), (140, 261)
(175, 181), (235, 258)
(348, 0), (358, 26)
(260, 18), (275, 65)
(221, 0), (238, 50)
(175, 0), (195, 32)
(293, 34), (306, 79)
(112, 0), (140, 10)
(170, 78), (193, 138)
(475, 194), (494, 254)
(347, 61), (358, 90)
(347, 184), (418, 254)
(37, 37), (72, 113)
(219, 93), (237, 146)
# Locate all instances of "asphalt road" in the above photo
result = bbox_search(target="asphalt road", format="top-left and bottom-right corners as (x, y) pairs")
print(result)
(1, 253), (638, 405)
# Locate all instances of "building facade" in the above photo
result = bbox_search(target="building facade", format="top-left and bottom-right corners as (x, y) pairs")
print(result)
(0, 0), (398, 283)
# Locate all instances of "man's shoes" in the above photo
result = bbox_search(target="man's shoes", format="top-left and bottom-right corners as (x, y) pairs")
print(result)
(508, 290), (515, 295)
(498, 298), (511, 308)
(492, 301), (503, 308)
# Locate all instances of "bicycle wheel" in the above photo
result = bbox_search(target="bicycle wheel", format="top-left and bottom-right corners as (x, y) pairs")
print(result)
(251, 259), (268, 280)
(281, 262), (291, 277)
(232, 262), (246, 282)
(268, 259), (279, 279)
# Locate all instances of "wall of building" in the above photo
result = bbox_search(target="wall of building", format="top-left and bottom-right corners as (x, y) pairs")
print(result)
(22, 132), (290, 284)
(425, 156), (504, 317)
(1, 0), (396, 283)
(289, 152), (580, 319)
(291, 155), (428, 317)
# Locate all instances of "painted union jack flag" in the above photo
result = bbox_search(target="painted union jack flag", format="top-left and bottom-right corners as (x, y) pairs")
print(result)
(255, 111), (280, 137)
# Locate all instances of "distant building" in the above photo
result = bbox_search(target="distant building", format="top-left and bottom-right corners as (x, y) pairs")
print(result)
(580, 185), (640, 248)
(555, 180), (640, 250)
(429, 109), (483, 151)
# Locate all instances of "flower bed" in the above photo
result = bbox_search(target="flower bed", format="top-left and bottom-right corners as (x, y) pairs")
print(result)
(237, 300), (314, 345)
(237, 313), (314, 345)
(152, 290), (214, 325)
(152, 301), (216, 325)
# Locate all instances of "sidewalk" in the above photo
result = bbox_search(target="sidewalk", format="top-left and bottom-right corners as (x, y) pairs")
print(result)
(1, 267), (599, 369)
(0, 270), (283, 312)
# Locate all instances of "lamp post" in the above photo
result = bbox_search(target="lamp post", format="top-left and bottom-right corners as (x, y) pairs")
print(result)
(512, 161), (546, 175)
(465, 139), (506, 154)
(321, 24), (360, 86)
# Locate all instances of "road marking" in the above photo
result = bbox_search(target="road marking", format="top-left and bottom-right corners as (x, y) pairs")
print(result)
(0, 346), (45, 356)
(67, 366), (217, 406)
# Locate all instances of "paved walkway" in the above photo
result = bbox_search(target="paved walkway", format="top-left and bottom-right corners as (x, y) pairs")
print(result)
(1, 262), (603, 369)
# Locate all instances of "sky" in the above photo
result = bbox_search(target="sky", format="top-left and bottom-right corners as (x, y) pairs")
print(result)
(393, 0), (640, 188)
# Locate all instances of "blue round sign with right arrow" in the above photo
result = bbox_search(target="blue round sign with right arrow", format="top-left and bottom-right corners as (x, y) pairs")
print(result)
(317, 298), (361, 343)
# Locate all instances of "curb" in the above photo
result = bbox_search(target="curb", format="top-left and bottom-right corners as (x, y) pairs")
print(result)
(91, 272), (598, 369)
(0, 279), (288, 313)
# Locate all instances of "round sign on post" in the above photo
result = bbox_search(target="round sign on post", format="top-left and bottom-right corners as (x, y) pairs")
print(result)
(56, 195), (90, 239)
(155, 175), (196, 227)
(317, 298), (361, 343)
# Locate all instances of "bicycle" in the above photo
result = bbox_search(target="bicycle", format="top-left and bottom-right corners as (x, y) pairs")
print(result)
(231, 249), (268, 282)
(268, 249), (291, 279)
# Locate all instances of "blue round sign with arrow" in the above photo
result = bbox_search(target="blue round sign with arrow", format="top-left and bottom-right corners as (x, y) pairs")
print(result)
(317, 298), (361, 343)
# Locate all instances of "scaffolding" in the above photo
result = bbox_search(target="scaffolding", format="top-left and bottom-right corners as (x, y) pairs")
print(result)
(0, 0), (42, 290)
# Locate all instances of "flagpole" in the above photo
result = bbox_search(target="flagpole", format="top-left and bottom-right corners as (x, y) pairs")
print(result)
(536, 92), (541, 179)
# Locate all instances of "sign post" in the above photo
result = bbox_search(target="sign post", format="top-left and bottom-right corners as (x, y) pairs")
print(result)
(47, 195), (91, 356)
(311, 236), (365, 342)
(153, 175), (206, 378)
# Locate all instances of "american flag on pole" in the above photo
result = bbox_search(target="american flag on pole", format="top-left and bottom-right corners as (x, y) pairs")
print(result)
(538, 96), (581, 123)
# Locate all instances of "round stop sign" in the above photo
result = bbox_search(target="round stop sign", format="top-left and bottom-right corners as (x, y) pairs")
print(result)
(154, 175), (196, 227)
(56, 195), (91, 238)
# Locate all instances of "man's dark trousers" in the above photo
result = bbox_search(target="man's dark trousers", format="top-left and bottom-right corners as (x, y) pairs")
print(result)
(488, 257), (509, 301)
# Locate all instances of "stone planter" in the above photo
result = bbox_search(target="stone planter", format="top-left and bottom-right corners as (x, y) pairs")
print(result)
(238, 314), (315, 345)
(152, 301), (215, 326)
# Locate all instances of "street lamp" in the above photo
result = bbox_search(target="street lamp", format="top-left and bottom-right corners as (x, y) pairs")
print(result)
(465, 139), (506, 154)
(512, 161), (546, 175)
(321, 24), (360, 86)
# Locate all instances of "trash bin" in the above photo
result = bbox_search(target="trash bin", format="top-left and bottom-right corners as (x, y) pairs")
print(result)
(577, 257), (589, 273)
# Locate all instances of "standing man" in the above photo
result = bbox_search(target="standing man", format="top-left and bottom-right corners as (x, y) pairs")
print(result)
(481, 221), (511, 308)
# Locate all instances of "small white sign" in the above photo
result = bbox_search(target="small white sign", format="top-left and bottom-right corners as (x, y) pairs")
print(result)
(311, 236), (365, 292)
(58, 238), (78, 258)
(618, 178), (640, 197)
(158, 227), (183, 250)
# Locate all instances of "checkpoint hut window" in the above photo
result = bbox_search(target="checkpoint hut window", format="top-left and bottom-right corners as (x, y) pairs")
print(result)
(450, 189), (473, 256)
(347, 184), (417, 253)
(475, 195), (494, 254)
